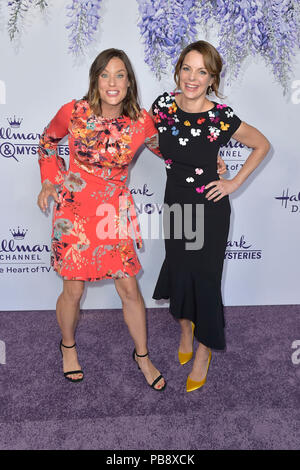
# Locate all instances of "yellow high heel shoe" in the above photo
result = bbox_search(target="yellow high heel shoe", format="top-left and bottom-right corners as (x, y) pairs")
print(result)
(186, 349), (211, 392)
(178, 322), (195, 365)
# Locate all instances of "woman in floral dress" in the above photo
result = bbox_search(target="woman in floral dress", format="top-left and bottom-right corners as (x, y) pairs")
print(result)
(37, 49), (166, 388)
(151, 41), (270, 392)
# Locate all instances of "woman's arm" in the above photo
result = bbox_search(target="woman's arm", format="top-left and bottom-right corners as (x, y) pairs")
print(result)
(230, 122), (270, 186)
(205, 122), (270, 201)
(143, 109), (162, 158)
(37, 100), (75, 212)
(217, 155), (227, 176)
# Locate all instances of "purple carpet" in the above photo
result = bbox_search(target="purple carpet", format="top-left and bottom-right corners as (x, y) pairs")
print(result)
(0, 305), (299, 450)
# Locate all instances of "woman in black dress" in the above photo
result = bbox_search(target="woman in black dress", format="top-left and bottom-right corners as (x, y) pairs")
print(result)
(151, 41), (270, 392)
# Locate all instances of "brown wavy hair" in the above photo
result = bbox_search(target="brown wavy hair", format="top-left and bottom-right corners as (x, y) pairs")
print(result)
(84, 48), (140, 120)
(174, 40), (223, 98)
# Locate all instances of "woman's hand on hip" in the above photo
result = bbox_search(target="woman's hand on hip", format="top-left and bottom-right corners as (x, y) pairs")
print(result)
(217, 155), (227, 175)
(205, 178), (240, 202)
(37, 181), (59, 212)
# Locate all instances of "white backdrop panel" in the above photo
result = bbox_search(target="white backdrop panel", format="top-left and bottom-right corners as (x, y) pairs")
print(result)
(0, 0), (299, 310)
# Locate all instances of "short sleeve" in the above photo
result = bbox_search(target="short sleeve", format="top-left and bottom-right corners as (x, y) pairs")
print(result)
(151, 91), (170, 118)
(217, 104), (242, 146)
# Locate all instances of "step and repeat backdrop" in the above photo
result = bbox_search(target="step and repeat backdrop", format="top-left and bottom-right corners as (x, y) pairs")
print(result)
(0, 0), (300, 310)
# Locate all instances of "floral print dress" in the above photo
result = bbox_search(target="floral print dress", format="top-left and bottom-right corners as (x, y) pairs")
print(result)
(152, 92), (242, 350)
(38, 99), (159, 281)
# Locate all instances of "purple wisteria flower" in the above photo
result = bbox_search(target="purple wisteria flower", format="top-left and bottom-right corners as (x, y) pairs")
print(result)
(212, 1), (268, 82)
(137, 0), (300, 93)
(211, 0), (300, 93)
(137, 0), (201, 79)
(8, 0), (32, 40)
(263, 0), (300, 92)
(34, 1), (48, 9)
(66, 0), (102, 56)
(7, 0), (48, 41)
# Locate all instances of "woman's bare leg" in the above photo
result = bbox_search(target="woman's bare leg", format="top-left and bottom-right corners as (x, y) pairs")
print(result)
(189, 342), (210, 381)
(178, 319), (194, 353)
(114, 276), (165, 390)
(56, 279), (85, 380)
(179, 320), (210, 380)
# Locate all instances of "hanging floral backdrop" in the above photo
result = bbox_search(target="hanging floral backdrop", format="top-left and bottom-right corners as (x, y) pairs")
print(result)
(6, 0), (300, 93)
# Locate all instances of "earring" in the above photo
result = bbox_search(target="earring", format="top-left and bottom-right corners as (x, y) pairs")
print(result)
(208, 85), (213, 95)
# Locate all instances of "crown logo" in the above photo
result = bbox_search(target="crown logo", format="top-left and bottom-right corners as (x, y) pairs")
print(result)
(7, 116), (23, 128)
(10, 227), (28, 240)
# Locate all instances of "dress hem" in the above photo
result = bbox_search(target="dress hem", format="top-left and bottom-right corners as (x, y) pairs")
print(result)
(152, 294), (169, 300)
(153, 297), (226, 350)
(53, 265), (141, 282)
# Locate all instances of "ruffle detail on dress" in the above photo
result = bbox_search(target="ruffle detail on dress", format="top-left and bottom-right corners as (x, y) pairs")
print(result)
(153, 259), (226, 350)
(51, 239), (141, 282)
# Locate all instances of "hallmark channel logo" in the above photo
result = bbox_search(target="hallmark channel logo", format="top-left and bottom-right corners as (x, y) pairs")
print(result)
(10, 226), (28, 240)
(0, 114), (68, 162)
(219, 140), (250, 174)
(275, 188), (300, 213)
(0, 227), (51, 274)
(225, 235), (262, 260)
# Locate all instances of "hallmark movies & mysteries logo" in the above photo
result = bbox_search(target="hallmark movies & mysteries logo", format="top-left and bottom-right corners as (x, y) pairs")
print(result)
(0, 115), (68, 161)
(225, 235), (262, 260)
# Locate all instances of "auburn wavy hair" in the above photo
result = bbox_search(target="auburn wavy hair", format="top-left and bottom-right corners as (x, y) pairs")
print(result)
(84, 48), (140, 120)
(174, 40), (223, 98)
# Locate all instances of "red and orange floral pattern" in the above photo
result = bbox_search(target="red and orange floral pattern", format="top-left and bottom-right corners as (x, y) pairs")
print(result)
(38, 99), (160, 281)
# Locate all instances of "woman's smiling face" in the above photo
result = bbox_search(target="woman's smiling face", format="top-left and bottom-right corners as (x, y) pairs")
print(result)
(98, 57), (129, 116)
(179, 50), (213, 100)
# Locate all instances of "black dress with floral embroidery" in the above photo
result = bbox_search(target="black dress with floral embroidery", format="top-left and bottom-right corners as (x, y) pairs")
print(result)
(152, 91), (242, 350)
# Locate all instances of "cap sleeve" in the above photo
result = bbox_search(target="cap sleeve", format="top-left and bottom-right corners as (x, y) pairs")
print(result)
(151, 91), (171, 118)
(217, 104), (242, 146)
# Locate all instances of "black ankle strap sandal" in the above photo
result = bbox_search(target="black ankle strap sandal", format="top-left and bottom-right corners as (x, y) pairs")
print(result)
(60, 340), (84, 383)
(132, 348), (166, 391)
